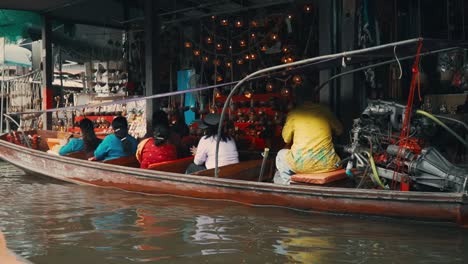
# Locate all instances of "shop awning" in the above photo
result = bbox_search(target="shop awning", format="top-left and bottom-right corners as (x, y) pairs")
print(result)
(3, 45), (32, 67)
(0, 0), (127, 28)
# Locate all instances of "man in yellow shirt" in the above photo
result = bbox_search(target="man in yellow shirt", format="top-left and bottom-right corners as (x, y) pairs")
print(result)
(274, 101), (343, 184)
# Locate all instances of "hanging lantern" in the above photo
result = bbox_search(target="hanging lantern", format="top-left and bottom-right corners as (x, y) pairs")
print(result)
(287, 14), (293, 19)
(220, 19), (229, 26)
(216, 75), (223, 82)
(229, 45), (232, 50)
(244, 54), (250, 60)
(293, 75), (302, 85)
(271, 34), (278, 41)
(266, 82), (274, 92)
(216, 43), (223, 50)
(235, 20), (243, 28)
(250, 33), (256, 39)
(304, 5), (312, 13)
(214, 89), (222, 98)
(250, 20), (258, 28)
(282, 46), (289, 53)
(213, 58), (221, 66)
(281, 56), (288, 64)
(211, 15), (216, 20)
(236, 58), (244, 65)
(244, 90), (253, 99)
(193, 49), (201, 56)
(280, 87), (290, 97)
(239, 40), (247, 47)
(203, 56), (209, 62)
(260, 45), (268, 52)
(249, 53), (257, 60)
(184, 42), (192, 48)
(226, 61), (232, 68)
(287, 56), (294, 63)
(206, 36), (213, 44)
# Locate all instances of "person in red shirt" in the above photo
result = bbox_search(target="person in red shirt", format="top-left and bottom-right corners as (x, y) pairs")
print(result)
(136, 124), (177, 169)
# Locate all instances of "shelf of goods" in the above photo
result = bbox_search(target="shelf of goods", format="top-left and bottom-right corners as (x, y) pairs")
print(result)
(214, 92), (291, 151)
(71, 94), (147, 139)
(86, 60), (128, 97)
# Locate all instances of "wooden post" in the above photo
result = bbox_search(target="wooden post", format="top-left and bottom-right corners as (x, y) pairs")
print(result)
(41, 15), (53, 130)
(144, 0), (160, 130)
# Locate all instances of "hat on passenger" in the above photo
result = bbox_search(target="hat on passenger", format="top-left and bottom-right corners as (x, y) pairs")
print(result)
(198, 113), (220, 129)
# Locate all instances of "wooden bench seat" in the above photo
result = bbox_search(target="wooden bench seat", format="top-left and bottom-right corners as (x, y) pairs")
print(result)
(290, 169), (347, 185)
(64, 151), (88, 160)
(147, 157), (194, 173)
(102, 156), (140, 168)
(191, 159), (274, 182)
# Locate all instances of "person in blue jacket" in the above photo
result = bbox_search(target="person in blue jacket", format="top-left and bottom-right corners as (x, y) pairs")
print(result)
(92, 116), (137, 161)
(59, 118), (102, 158)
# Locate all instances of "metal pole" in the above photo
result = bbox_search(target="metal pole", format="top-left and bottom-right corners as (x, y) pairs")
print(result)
(214, 38), (424, 177)
(258, 148), (270, 182)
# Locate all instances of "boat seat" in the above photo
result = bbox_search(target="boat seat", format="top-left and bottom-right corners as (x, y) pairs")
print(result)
(102, 156), (140, 168)
(191, 159), (274, 182)
(64, 151), (88, 160)
(147, 157), (194, 173)
(290, 169), (347, 185)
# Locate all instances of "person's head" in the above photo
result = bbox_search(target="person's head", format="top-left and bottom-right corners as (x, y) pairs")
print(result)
(112, 116), (133, 155)
(79, 118), (94, 137)
(152, 110), (169, 127)
(112, 116), (128, 135)
(170, 111), (189, 137)
(200, 113), (231, 142)
(79, 118), (100, 152)
(153, 124), (170, 146)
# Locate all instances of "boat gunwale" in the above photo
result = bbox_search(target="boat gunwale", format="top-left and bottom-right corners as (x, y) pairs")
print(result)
(1, 138), (466, 205)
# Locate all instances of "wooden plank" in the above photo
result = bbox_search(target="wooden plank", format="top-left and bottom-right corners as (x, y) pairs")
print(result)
(191, 159), (274, 182)
(148, 157), (193, 173)
(102, 156), (140, 168)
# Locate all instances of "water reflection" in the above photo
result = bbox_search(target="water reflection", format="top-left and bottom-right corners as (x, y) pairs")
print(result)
(0, 161), (467, 263)
(273, 227), (333, 263)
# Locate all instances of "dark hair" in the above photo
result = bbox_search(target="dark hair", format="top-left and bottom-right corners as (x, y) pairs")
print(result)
(112, 116), (133, 155)
(153, 124), (170, 146)
(203, 124), (231, 142)
(79, 118), (101, 153)
(152, 110), (169, 127)
(170, 112), (189, 137)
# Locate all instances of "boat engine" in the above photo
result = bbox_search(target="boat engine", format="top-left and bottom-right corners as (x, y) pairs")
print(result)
(345, 100), (468, 192)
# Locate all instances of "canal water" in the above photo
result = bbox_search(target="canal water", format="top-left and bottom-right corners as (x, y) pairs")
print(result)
(0, 161), (467, 264)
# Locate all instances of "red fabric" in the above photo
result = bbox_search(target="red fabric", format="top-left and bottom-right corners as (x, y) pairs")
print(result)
(140, 138), (177, 169)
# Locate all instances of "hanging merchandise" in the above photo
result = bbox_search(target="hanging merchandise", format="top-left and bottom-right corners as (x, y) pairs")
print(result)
(357, 0), (379, 89)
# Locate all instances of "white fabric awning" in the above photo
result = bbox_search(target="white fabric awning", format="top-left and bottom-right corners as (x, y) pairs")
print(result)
(3, 45), (32, 67)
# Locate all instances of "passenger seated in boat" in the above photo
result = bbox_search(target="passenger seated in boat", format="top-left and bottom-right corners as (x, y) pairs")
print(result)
(169, 111), (191, 157)
(136, 124), (177, 169)
(92, 116), (138, 161)
(151, 109), (191, 158)
(274, 100), (343, 185)
(59, 118), (102, 158)
(185, 113), (239, 174)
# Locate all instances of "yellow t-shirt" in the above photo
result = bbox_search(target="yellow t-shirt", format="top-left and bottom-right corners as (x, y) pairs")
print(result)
(283, 102), (342, 173)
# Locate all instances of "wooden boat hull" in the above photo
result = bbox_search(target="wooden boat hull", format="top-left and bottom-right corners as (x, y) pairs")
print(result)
(1, 138), (467, 226)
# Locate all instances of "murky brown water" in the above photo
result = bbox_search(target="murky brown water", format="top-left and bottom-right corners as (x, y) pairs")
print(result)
(0, 161), (467, 263)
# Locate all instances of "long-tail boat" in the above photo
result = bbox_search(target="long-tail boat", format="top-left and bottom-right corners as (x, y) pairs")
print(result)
(1, 38), (467, 226)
